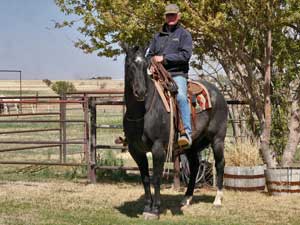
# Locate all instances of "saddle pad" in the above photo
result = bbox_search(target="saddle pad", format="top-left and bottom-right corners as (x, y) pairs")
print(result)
(188, 80), (212, 112)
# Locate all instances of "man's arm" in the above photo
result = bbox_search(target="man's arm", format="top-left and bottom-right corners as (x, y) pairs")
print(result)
(163, 32), (192, 65)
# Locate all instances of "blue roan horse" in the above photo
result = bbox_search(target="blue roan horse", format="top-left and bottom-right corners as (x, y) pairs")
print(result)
(123, 46), (228, 219)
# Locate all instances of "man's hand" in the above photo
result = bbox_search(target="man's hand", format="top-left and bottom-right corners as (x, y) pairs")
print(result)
(153, 55), (164, 63)
(149, 65), (155, 74)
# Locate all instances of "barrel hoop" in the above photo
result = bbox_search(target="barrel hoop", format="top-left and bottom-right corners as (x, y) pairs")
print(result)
(224, 174), (265, 179)
(224, 185), (265, 191)
(268, 189), (300, 193)
(267, 181), (300, 186)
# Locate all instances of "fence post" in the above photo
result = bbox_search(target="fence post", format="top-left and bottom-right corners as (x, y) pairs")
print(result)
(88, 97), (97, 183)
(59, 94), (67, 163)
(173, 155), (181, 190)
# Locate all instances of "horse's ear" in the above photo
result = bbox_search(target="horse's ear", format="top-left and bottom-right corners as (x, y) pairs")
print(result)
(121, 42), (140, 55)
(143, 46), (149, 56)
(132, 46), (140, 53)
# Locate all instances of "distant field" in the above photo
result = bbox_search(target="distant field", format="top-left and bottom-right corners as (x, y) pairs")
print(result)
(0, 79), (124, 96)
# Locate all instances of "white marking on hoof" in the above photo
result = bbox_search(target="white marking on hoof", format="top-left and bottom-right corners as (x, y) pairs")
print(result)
(213, 190), (223, 207)
(143, 212), (159, 220)
(180, 196), (193, 209)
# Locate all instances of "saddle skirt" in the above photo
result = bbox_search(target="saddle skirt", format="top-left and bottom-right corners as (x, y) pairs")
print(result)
(187, 80), (212, 112)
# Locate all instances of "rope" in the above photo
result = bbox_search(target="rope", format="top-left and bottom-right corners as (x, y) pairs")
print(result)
(163, 91), (175, 178)
(150, 59), (177, 178)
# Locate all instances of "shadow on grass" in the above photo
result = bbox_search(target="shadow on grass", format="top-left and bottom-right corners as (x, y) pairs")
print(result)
(96, 170), (177, 185)
(115, 193), (215, 218)
(96, 171), (141, 184)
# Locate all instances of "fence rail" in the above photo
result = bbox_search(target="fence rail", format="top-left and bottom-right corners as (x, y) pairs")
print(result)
(0, 95), (90, 178)
(0, 90), (250, 185)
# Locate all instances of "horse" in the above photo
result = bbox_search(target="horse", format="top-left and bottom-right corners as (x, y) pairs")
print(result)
(0, 96), (5, 114)
(123, 45), (228, 219)
(0, 95), (20, 114)
(0, 95), (9, 114)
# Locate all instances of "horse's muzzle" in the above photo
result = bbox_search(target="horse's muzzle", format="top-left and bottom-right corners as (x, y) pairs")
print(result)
(133, 89), (146, 101)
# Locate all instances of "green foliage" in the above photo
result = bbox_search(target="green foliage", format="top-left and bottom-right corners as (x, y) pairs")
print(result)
(51, 81), (76, 95)
(271, 101), (289, 162)
(55, 0), (166, 57)
(55, 1), (300, 161)
(98, 150), (124, 167)
(96, 150), (128, 181)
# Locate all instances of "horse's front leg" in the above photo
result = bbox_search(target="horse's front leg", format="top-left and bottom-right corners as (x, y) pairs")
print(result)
(146, 140), (165, 220)
(128, 144), (152, 214)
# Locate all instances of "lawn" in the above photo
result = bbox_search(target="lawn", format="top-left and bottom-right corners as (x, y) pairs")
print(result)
(0, 179), (300, 225)
(1, 80), (300, 225)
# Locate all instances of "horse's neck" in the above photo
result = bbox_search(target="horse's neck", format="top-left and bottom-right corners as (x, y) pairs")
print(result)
(144, 77), (156, 111)
(124, 83), (145, 119)
(124, 76), (156, 119)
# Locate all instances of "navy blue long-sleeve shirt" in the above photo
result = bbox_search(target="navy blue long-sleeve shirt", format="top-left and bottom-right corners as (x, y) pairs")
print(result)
(146, 23), (192, 78)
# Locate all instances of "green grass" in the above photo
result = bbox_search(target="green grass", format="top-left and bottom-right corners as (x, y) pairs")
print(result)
(1, 101), (300, 224)
(0, 90), (40, 96)
(0, 199), (225, 225)
(1, 180), (300, 225)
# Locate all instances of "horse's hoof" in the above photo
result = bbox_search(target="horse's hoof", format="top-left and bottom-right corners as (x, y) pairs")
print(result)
(213, 190), (223, 208)
(213, 200), (222, 208)
(143, 212), (159, 220)
(213, 203), (222, 208)
(180, 196), (193, 209)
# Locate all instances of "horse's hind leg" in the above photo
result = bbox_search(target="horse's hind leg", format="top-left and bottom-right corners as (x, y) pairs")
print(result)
(212, 138), (225, 207)
(128, 145), (152, 215)
(181, 150), (199, 207)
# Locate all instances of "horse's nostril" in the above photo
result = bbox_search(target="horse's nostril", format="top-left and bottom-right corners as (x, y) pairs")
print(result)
(134, 90), (139, 97)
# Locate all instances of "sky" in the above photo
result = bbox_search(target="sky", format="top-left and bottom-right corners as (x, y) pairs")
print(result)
(0, 0), (124, 80)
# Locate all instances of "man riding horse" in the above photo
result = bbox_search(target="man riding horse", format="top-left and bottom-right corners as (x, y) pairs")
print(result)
(123, 3), (227, 220)
(146, 4), (192, 149)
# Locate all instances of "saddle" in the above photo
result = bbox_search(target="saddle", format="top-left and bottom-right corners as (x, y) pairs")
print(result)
(150, 59), (212, 135)
(154, 79), (212, 134)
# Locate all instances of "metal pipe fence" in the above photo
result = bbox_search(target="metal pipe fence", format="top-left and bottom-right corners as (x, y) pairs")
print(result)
(0, 95), (90, 176)
(0, 90), (251, 185)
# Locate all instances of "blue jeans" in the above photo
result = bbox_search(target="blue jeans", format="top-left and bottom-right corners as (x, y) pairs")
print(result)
(173, 76), (191, 136)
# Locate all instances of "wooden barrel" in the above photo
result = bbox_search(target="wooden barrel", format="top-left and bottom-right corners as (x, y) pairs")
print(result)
(224, 166), (266, 191)
(265, 168), (300, 195)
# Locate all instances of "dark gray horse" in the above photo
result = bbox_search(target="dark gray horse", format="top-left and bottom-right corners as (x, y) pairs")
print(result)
(123, 46), (228, 219)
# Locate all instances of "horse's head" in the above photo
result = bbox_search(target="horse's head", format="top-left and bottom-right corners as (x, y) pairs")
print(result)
(124, 45), (148, 101)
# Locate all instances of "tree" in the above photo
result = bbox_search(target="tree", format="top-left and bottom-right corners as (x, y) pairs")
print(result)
(55, 0), (300, 166)
(43, 79), (52, 87)
(51, 81), (76, 96)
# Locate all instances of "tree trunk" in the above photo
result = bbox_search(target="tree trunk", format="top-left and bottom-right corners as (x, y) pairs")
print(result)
(260, 29), (276, 168)
(281, 91), (300, 167)
(228, 105), (242, 142)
